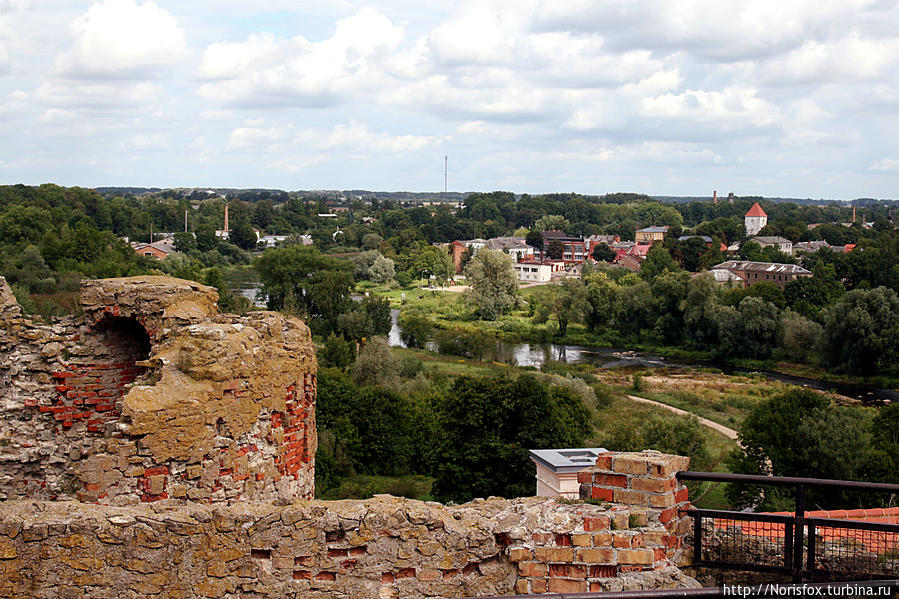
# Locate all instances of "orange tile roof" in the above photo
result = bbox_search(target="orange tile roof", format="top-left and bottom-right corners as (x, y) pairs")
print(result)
(745, 202), (767, 217)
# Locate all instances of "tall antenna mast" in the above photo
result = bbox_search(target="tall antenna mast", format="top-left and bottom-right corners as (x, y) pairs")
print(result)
(184, 209), (188, 233)
(444, 155), (447, 203)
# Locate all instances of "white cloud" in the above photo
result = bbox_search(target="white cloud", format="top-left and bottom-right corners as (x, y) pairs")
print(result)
(870, 158), (899, 172)
(297, 121), (437, 153)
(34, 80), (161, 109)
(641, 87), (780, 129)
(227, 126), (290, 150)
(55, 0), (186, 79)
(197, 7), (403, 107)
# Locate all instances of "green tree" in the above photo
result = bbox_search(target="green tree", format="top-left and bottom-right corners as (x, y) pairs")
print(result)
(195, 225), (218, 252)
(591, 242), (616, 263)
(173, 232), (196, 253)
(361, 233), (383, 250)
(465, 249), (519, 320)
(229, 221), (257, 251)
(398, 314), (432, 349)
(414, 245), (454, 286)
(368, 254), (396, 284)
(255, 246), (354, 334)
(822, 286), (899, 376)
(525, 230), (544, 251)
(432, 374), (588, 502)
(534, 214), (570, 232)
(640, 245), (679, 281)
(352, 337), (400, 388)
(546, 240), (564, 259)
(318, 333), (357, 369)
(584, 271), (619, 331)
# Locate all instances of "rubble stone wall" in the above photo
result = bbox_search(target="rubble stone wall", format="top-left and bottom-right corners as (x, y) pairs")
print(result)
(0, 276), (317, 505)
(0, 495), (698, 599)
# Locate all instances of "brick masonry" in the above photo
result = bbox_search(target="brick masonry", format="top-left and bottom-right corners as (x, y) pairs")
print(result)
(0, 276), (317, 505)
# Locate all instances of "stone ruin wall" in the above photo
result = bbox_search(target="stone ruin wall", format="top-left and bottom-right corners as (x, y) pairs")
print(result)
(0, 450), (698, 598)
(0, 275), (317, 505)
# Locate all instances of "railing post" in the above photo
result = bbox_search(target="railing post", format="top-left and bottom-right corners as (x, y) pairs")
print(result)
(806, 520), (816, 576)
(784, 521), (793, 572)
(693, 513), (702, 565)
(793, 484), (805, 583)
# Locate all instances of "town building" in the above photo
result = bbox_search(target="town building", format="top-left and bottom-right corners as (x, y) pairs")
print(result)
(541, 231), (587, 262)
(709, 260), (812, 288)
(744, 203), (768, 236)
(513, 260), (565, 283)
(130, 237), (176, 260)
(484, 237), (535, 262)
(635, 226), (668, 244)
(750, 236), (793, 256)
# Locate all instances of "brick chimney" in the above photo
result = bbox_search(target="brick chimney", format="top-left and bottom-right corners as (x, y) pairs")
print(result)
(224, 204), (229, 232)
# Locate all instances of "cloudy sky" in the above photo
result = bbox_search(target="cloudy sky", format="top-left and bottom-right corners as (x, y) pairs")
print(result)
(1, 0), (898, 198)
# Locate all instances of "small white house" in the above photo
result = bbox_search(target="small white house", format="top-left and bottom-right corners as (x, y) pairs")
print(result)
(529, 448), (607, 498)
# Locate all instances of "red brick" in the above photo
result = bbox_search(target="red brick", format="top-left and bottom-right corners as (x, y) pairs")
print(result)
(592, 532), (612, 546)
(571, 533), (591, 547)
(659, 507), (677, 524)
(591, 487), (614, 502)
(653, 547), (668, 562)
(618, 549), (654, 565)
(614, 489), (648, 506)
(555, 534), (571, 547)
(518, 562), (547, 577)
(590, 565), (617, 578)
(381, 572), (394, 583)
(292, 570), (312, 580)
(395, 567), (416, 579)
(630, 477), (676, 493)
(531, 579), (547, 593)
(613, 533), (631, 548)
(583, 516), (610, 531)
(594, 473), (628, 488)
(327, 548), (347, 558)
(569, 564), (587, 578)
(534, 547), (574, 562)
(675, 487), (689, 503)
(612, 456), (648, 475)
(442, 569), (460, 579)
(548, 563), (567, 577)
(577, 470), (593, 484)
(315, 571), (336, 581)
(595, 454), (613, 470)
(578, 548), (614, 564)
(508, 547), (533, 562)
(548, 579), (587, 593)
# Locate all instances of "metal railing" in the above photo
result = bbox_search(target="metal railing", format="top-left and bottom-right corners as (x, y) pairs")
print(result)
(677, 471), (899, 583)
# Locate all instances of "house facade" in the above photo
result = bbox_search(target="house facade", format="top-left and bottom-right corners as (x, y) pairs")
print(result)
(635, 226), (668, 244)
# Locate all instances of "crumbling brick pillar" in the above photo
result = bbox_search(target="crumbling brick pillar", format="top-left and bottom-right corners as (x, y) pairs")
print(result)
(578, 449), (691, 543)
(509, 450), (695, 594)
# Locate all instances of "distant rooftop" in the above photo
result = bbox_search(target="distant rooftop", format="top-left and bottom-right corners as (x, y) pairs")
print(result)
(529, 448), (608, 474)
(712, 260), (811, 275)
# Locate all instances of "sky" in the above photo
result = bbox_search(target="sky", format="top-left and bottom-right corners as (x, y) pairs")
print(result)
(1, 0), (899, 198)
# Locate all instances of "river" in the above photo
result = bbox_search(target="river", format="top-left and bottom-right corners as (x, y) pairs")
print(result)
(388, 310), (897, 404)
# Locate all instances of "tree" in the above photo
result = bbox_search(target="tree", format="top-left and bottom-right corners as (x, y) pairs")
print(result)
(255, 246), (354, 334)
(398, 314), (432, 348)
(822, 286), (899, 376)
(546, 240), (564, 259)
(727, 389), (871, 509)
(591, 242), (616, 263)
(352, 337), (400, 389)
(414, 245), (454, 286)
(779, 310), (823, 363)
(229, 221), (257, 251)
(361, 233), (383, 250)
(640, 245), (679, 281)
(173, 232), (196, 253)
(368, 254), (396, 284)
(533, 279), (590, 336)
(195, 225), (218, 252)
(432, 374), (588, 502)
(534, 214), (570, 232)
(318, 333), (357, 369)
(525, 230), (544, 251)
(465, 249), (518, 320)
(584, 271), (619, 331)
